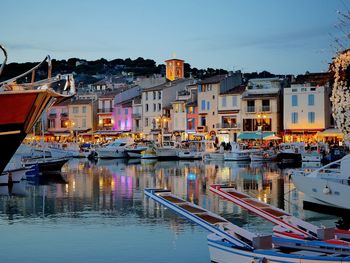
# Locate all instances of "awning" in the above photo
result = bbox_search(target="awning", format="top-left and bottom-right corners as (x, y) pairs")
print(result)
(238, 132), (274, 140)
(317, 128), (343, 137)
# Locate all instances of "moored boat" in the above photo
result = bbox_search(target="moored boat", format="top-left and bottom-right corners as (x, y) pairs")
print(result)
(155, 141), (181, 159)
(144, 188), (350, 262)
(95, 138), (134, 159)
(250, 150), (277, 161)
(224, 142), (258, 161)
(0, 45), (75, 174)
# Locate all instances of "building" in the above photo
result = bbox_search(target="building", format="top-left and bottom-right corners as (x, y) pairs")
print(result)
(283, 73), (332, 142)
(197, 72), (242, 138)
(97, 93), (117, 130)
(171, 90), (191, 141)
(68, 99), (97, 134)
(46, 100), (70, 137)
(142, 78), (194, 141)
(165, 58), (184, 81)
(217, 85), (245, 142)
(132, 96), (142, 134)
(240, 78), (284, 139)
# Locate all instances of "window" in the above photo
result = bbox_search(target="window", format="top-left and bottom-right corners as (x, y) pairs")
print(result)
(292, 95), (298, 106)
(212, 95), (215, 100)
(232, 96), (237, 107)
(207, 101), (210, 110)
(198, 85), (202, 92)
(292, 88), (297, 92)
(262, 100), (270, 112)
(247, 100), (255, 112)
(158, 91), (161, 100)
(146, 104), (149, 112)
(308, 94), (315, 106)
(153, 91), (156, 100)
(158, 103), (161, 111)
(200, 116), (206, 126)
(222, 97), (227, 107)
(82, 106), (87, 114)
(125, 108), (128, 115)
(201, 100), (206, 111)
(125, 119), (128, 128)
(48, 119), (55, 128)
(73, 107), (79, 114)
(153, 104), (156, 112)
(308, 112), (315, 123)
(145, 118), (149, 127)
(82, 118), (86, 128)
(145, 92), (148, 100)
(291, 112), (298, 124)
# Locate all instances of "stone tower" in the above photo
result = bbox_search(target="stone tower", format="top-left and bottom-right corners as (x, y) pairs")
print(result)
(165, 58), (184, 81)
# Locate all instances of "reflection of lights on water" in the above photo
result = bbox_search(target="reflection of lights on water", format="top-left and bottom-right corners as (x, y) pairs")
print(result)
(72, 179), (76, 191)
(65, 184), (69, 192)
(111, 178), (115, 189)
(187, 173), (196, 181)
(99, 178), (103, 189)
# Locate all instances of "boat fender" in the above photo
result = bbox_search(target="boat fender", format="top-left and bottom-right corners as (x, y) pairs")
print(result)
(323, 185), (331, 194)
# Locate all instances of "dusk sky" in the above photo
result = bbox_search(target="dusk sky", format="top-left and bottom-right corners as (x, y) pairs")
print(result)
(2, 0), (348, 74)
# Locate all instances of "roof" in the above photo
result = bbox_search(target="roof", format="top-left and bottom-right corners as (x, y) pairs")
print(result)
(53, 99), (71, 107)
(292, 72), (331, 86)
(186, 101), (197, 107)
(199, 75), (226, 85)
(143, 78), (189, 92)
(92, 79), (108, 86)
(165, 58), (184, 62)
(69, 99), (92, 105)
(99, 91), (119, 99)
(220, 85), (246, 95)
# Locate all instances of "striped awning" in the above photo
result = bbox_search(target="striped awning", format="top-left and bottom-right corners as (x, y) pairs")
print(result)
(238, 132), (274, 140)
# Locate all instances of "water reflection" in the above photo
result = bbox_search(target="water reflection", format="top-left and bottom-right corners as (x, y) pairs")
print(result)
(0, 159), (344, 262)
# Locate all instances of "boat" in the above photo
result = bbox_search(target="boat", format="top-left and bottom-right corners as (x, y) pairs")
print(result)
(291, 155), (350, 210)
(95, 138), (134, 159)
(177, 140), (216, 160)
(250, 149), (277, 161)
(302, 144), (323, 162)
(125, 142), (149, 158)
(276, 142), (305, 164)
(23, 156), (69, 172)
(209, 185), (350, 243)
(144, 188), (350, 262)
(155, 141), (181, 159)
(224, 142), (258, 161)
(140, 147), (157, 159)
(0, 45), (75, 174)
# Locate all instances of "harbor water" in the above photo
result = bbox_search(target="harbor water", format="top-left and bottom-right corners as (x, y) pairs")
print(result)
(0, 159), (344, 262)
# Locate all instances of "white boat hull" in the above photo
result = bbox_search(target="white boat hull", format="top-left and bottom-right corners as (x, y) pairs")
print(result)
(96, 149), (128, 158)
(203, 153), (224, 161)
(156, 148), (178, 158)
(208, 234), (349, 263)
(177, 150), (202, 159)
(224, 152), (251, 161)
(292, 174), (350, 209)
(302, 153), (322, 162)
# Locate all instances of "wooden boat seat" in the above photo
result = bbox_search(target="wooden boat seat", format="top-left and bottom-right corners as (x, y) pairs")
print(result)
(161, 195), (186, 204)
(261, 207), (289, 217)
(196, 213), (227, 224)
(226, 191), (249, 199)
(242, 199), (270, 208)
(179, 204), (207, 213)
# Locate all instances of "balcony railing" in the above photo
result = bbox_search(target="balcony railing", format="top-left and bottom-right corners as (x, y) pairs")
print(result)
(132, 113), (141, 118)
(48, 113), (57, 118)
(60, 112), (68, 117)
(196, 126), (208, 132)
(246, 106), (255, 113)
(261, 105), (270, 112)
(216, 123), (240, 129)
(98, 108), (113, 113)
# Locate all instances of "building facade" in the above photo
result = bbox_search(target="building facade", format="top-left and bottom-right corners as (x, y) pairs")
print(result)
(283, 82), (331, 142)
(97, 94), (116, 130)
(46, 100), (70, 135)
(165, 58), (184, 81)
(68, 99), (97, 133)
(240, 78), (283, 138)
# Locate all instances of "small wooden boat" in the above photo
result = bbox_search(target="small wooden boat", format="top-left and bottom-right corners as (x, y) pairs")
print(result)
(23, 157), (69, 172)
(210, 185), (350, 243)
(144, 188), (350, 262)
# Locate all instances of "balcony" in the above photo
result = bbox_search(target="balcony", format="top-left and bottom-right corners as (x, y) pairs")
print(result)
(48, 113), (57, 118)
(246, 106), (255, 113)
(216, 123), (240, 129)
(196, 126), (208, 132)
(98, 108), (113, 113)
(132, 113), (141, 119)
(60, 112), (68, 117)
(261, 105), (270, 112)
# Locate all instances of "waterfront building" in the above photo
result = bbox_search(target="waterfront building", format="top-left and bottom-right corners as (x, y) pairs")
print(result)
(283, 73), (333, 142)
(97, 93), (117, 130)
(113, 85), (142, 132)
(171, 89), (192, 141)
(132, 96), (142, 134)
(217, 85), (245, 143)
(141, 78), (194, 141)
(240, 77), (284, 139)
(197, 72), (242, 139)
(46, 100), (71, 137)
(165, 58), (184, 81)
(68, 99), (97, 134)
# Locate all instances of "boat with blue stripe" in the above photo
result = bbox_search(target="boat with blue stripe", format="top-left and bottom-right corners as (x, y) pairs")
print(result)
(144, 188), (350, 263)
